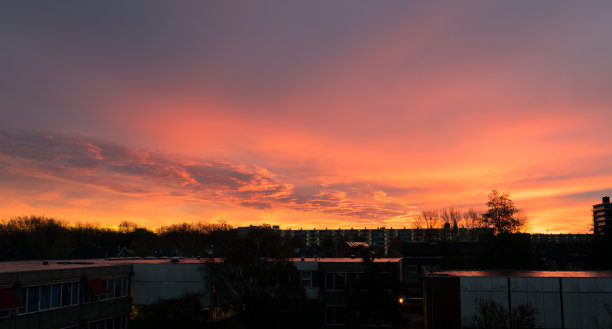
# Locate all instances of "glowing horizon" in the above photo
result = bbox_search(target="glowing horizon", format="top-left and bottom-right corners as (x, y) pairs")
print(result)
(1, 2), (611, 233)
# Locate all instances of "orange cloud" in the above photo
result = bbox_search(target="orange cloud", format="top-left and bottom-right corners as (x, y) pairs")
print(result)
(0, 130), (420, 227)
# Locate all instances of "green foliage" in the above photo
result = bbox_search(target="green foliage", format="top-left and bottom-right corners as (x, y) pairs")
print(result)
(473, 299), (538, 329)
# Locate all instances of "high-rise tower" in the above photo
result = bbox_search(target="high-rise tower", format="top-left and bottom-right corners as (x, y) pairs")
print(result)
(593, 196), (612, 236)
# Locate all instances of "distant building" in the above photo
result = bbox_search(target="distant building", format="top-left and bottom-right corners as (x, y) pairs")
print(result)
(593, 196), (612, 236)
(280, 226), (593, 257)
(529, 233), (592, 243)
(280, 227), (420, 256)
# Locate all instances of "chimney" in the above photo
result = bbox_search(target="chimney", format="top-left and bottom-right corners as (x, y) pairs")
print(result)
(604, 196), (610, 204)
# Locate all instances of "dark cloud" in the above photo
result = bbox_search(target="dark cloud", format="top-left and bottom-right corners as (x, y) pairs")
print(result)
(559, 189), (612, 201)
(0, 129), (415, 221)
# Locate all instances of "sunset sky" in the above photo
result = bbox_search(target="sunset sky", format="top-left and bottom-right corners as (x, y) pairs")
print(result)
(1, 1), (611, 233)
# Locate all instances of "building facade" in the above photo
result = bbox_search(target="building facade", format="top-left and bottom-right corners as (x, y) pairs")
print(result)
(281, 227), (422, 256)
(293, 257), (405, 327)
(0, 257), (405, 328)
(0, 261), (131, 329)
(593, 196), (612, 236)
(425, 270), (612, 329)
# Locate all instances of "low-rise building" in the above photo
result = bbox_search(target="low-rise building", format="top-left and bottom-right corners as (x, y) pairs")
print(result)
(425, 270), (612, 329)
(1, 257), (405, 328)
(0, 260), (131, 329)
(293, 257), (405, 327)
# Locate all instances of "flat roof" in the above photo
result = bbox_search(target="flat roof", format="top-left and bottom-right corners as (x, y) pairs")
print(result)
(0, 257), (401, 273)
(0, 258), (220, 273)
(291, 258), (401, 263)
(432, 270), (612, 278)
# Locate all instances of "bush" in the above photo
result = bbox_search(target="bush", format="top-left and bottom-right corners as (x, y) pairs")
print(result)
(473, 298), (538, 329)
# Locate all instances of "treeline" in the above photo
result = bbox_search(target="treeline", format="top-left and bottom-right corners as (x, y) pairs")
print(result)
(0, 216), (296, 261)
(414, 191), (527, 233)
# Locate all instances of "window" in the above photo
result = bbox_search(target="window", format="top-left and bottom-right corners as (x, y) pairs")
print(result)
(300, 271), (312, 288)
(325, 306), (346, 325)
(326, 273), (335, 290)
(102, 277), (128, 299)
(85, 278), (108, 303)
(15, 288), (26, 314)
(84, 276), (128, 302)
(27, 286), (39, 312)
(71, 282), (80, 305)
(325, 272), (361, 291)
(107, 279), (115, 298)
(87, 315), (127, 329)
(10, 281), (81, 316)
(334, 273), (346, 290)
(114, 278), (122, 297)
(122, 277), (128, 296)
(9, 278), (125, 316)
(346, 273), (359, 287)
(0, 287), (23, 316)
(61, 283), (71, 306)
(51, 284), (61, 308)
(359, 309), (393, 327)
(39, 285), (51, 310)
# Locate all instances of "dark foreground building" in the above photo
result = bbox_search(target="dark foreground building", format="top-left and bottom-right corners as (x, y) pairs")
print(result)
(425, 270), (612, 329)
(1, 257), (405, 329)
(0, 260), (131, 329)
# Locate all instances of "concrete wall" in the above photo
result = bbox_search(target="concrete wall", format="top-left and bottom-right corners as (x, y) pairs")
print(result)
(131, 263), (207, 305)
(460, 277), (612, 329)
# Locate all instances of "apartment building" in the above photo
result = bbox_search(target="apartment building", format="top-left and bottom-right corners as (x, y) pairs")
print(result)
(0, 260), (131, 329)
(593, 196), (612, 236)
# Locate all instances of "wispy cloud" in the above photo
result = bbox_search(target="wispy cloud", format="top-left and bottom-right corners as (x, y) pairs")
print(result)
(0, 129), (416, 223)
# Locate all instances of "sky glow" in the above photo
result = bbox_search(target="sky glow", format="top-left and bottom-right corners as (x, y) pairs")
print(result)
(1, 1), (611, 232)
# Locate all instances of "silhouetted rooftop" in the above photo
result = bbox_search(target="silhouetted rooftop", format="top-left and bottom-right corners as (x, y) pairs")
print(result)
(432, 270), (612, 278)
(0, 257), (401, 273)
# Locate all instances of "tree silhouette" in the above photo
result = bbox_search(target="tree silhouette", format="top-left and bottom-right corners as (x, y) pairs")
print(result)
(211, 226), (306, 329)
(481, 190), (526, 235)
(473, 298), (538, 329)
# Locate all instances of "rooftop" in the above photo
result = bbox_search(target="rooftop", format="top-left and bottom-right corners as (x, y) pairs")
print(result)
(0, 257), (402, 273)
(432, 270), (612, 278)
(0, 258), (221, 273)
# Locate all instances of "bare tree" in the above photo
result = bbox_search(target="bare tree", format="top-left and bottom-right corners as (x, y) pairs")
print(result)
(413, 214), (424, 230)
(421, 210), (440, 229)
(473, 298), (538, 329)
(463, 208), (483, 230)
(118, 221), (139, 234)
(441, 208), (462, 229)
